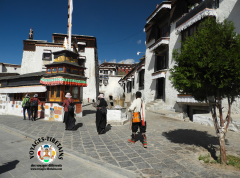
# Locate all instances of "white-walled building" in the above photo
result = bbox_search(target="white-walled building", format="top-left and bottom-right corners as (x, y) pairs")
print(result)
(143, 0), (240, 120)
(0, 63), (21, 76)
(119, 58), (145, 107)
(99, 61), (137, 94)
(21, 33), (99, 103)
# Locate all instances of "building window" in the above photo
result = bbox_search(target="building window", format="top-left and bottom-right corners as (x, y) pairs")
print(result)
(139, 70), (145, 89)
(65, 86), (70, 95)
(47, 68), (51, 73)
(72, 86), (79, 98)
(110, 71), (113, 75)
(127, 81), (132, 93)
(79, 70), (83, 75)
(78, 42), (86, 52)
(100, 70), (103, 73)
(52, 68), (57, 73)
(103, 80), (108, 85)
(78, 45), (85, 52)
(71, 69), (78, 74)
(155, 51), (168, 72)
(50, 86), (55, 98)
(56, 86), (61, 98)
(58, 67), (64, 72)
(13, 93), (23, 101)
(104, 70), (108, 74)
(132, 78), (134, 89)
(42, 51), (52, 61)
(159, 23), (169, 38)
(100, 80), (102, 84)
(66, 68), (70, 73)
(182, 22), (198, 42)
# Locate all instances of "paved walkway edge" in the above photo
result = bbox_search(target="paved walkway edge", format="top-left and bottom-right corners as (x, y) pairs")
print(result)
(0, 123), (139, 178)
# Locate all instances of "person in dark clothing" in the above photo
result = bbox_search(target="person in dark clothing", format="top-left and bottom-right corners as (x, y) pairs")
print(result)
(30, 94), (41, 121)
(95, 94), (108, 134)
(62, 92), (75, 130)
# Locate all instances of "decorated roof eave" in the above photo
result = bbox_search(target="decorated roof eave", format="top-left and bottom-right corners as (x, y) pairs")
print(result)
(146, 2), (171, 24)
(149, 37), (170, 52)
(52, 49), (79, 56)
(123, 60), (145, 81)
(175, 8), (217, 35)
(42, 73), (87, 79)
(40, 76), (87, 87)
(45, 62), (86, 69)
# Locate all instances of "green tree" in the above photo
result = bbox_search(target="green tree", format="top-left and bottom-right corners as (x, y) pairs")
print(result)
(170, 18), (240, 164)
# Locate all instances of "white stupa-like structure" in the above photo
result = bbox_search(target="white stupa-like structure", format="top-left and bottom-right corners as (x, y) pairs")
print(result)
(104, 80), (124, 101)
(104, 80), (128, 125)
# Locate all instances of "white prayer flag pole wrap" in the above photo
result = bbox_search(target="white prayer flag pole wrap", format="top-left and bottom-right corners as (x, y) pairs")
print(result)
(68, 0), (73, 50)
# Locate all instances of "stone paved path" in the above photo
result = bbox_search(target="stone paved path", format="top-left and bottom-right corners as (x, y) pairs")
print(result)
(0, 104), (240, 178)
(0, 126), (132, 178)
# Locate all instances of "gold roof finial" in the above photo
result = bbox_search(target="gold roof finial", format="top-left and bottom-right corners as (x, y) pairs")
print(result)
(122, 61), (124, 64)
(105, 59), (106, 62)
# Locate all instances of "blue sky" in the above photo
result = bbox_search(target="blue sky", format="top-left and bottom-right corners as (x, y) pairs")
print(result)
(0, 0), (163, 65)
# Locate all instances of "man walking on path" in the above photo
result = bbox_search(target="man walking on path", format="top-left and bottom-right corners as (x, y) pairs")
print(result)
(128, 91), (147, 148)
(30, 94), (41, 121)
(22, 94), (30, 120)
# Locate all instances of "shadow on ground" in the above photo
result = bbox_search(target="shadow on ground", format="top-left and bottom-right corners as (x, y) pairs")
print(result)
(82, 103), (93, 107)
(104, 124), (112, 133)
(134, 132), (144, 144)
(83, 110), (96, 116)
(0, 160), (19, 174)
(162, 129), (227, 159)
(74, 123), (83, 131)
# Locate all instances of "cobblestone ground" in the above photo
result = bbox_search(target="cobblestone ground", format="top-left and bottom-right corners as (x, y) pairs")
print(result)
(0, 104), (240, 178)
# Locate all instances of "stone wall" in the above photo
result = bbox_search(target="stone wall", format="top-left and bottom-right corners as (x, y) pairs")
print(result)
(166, 21), (181, 107)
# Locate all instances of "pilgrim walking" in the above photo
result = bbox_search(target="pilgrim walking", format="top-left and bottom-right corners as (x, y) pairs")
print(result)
(30, 94), (41, 121)
(95, 94), (108, 134)
(63, 93), (76, 130)
(22, 94), (31, 120)
(128, 91), (147, 148)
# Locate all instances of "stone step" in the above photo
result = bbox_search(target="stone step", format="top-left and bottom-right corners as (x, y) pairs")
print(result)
(147, 110), (183, 120)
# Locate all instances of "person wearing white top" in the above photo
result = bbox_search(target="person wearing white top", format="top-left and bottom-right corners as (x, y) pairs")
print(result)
(128, 91), (147, 148)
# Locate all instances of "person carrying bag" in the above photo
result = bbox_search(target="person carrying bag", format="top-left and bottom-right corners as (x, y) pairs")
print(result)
(127, 91), (147, 148)
(22, 94), (31, 120)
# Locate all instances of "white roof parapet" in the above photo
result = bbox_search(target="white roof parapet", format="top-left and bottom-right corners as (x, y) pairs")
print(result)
(175, 8), (217, 35)
(43, 51), (51, 53)
(146, 4), (171, 24)
(177, 95), (199, 103)
(137, 66), (145, 73)
(77, 42), (86, 45)
(0, 85), (47, 93)
(149, 38), (170, 52)
(152, 72), (165, 80)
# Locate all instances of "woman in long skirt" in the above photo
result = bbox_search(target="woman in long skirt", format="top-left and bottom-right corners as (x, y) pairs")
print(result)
(95, 94), (108, 134)
(63, 93), (75, 130)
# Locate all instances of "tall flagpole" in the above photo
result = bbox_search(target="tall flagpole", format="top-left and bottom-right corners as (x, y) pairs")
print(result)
(68, 0), (73, 50)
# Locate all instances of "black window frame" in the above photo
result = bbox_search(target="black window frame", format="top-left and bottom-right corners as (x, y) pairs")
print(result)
(155, 51), (168, 72)
(127, 81), (132, 93)
(42, 51), (52, 61)
(139, 69), (145, 90)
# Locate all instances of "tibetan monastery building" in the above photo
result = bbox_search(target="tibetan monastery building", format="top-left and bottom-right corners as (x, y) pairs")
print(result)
(0, 33), (99, 121)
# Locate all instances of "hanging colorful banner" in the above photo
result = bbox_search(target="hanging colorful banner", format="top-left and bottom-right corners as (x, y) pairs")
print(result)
(40, 76), (87, 87)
